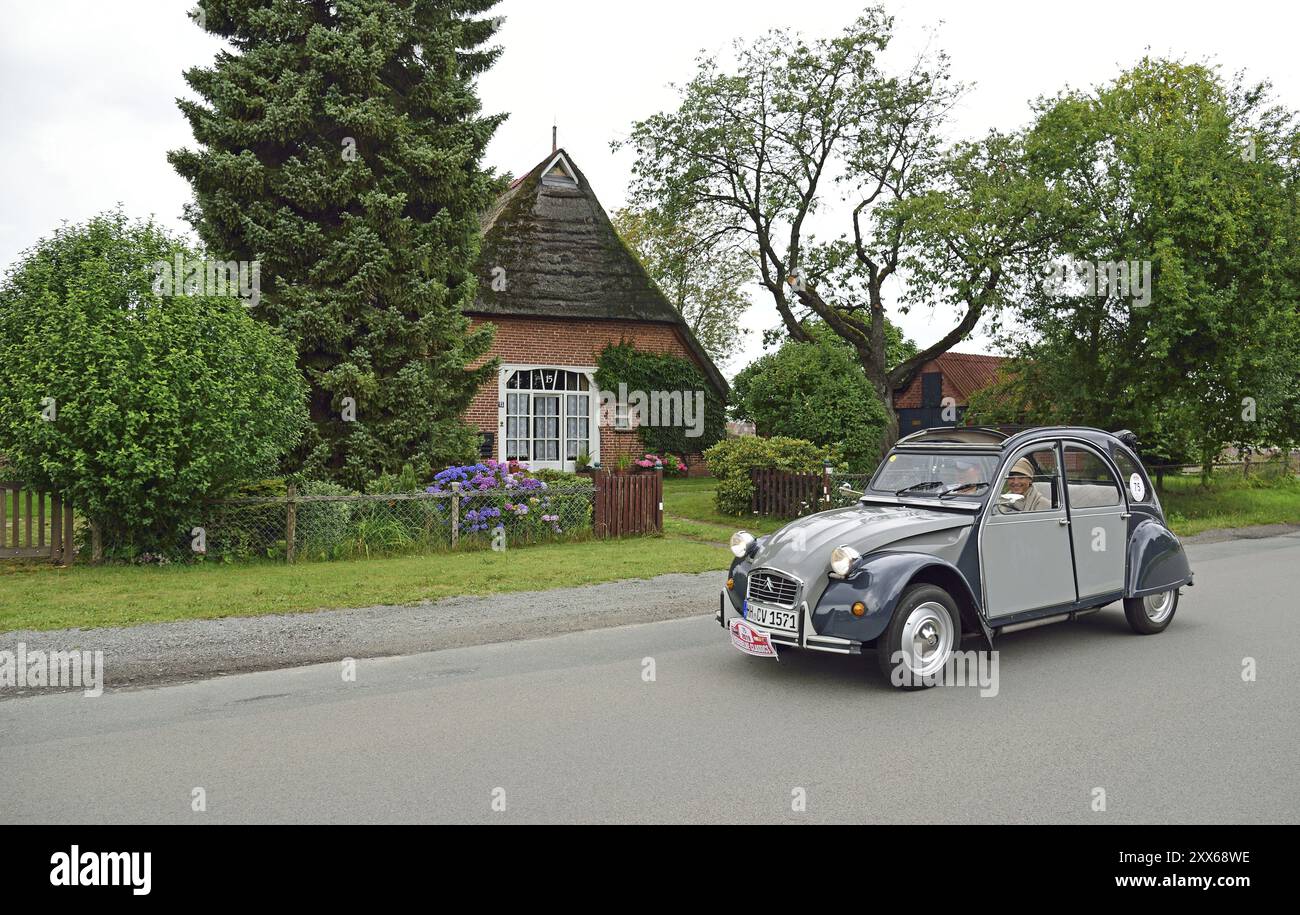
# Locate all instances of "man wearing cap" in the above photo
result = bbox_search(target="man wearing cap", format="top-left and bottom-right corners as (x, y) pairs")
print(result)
(950, 459), (984, 495)
(999, 457), (1049, 513)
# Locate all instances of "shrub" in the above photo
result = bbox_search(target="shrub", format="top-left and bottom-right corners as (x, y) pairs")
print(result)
(0, 211), (307, 557)
(730, 332), (887, 472)
(427, 460), (593, 544)
(704, 436), (835, 515)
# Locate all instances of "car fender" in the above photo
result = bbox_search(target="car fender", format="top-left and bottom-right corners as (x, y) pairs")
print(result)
(812, 551), (988, 646)
(1126, 518), (1193, 597)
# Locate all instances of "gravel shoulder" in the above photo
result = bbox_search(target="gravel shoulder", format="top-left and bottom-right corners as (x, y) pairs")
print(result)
(0, 572), (720, 697)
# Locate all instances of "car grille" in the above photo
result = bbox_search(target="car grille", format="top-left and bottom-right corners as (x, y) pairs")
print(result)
(748, 570), (799, 608)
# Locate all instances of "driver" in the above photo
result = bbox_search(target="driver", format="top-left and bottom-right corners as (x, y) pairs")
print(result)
(949, 459), (983, 495)
(1000, 458), (1048, 512)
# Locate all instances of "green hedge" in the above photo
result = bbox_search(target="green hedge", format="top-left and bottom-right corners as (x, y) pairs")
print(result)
(704, 436), (836, 515)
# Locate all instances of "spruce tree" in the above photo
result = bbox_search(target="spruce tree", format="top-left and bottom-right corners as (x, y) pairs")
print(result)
(170, 0), (504, 487)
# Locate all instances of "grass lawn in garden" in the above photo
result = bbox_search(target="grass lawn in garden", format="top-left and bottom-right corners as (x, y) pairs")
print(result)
(661, 476), (786, 540)
(0, 534), (729, 632)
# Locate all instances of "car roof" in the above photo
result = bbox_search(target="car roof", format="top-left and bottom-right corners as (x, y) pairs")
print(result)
(895, 425), (1134, 454)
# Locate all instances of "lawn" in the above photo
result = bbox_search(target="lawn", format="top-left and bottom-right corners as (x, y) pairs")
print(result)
(0, 534), (730, 632)
(1157, 468), (1300, 536)
(661, 476), (786, 537)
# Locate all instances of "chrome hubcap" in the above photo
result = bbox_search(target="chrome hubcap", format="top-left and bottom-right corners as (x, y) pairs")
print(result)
(1143, 590), (1175, 623)
(899, 602), (955, 678)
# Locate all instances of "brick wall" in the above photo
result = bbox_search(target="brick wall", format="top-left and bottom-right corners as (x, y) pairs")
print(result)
(893, 361), (958, 410)
(464, 315), (714, 474)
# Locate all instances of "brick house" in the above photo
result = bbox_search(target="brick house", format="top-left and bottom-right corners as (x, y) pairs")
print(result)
(463, 148), (727, 473)
(893, 351), (1006, 433)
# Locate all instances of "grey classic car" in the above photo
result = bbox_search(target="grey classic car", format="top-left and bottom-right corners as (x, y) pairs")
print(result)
(718, 426), (1194, 688)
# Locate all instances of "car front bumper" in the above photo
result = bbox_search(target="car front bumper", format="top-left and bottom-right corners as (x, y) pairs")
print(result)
(717, 589), (861, 655)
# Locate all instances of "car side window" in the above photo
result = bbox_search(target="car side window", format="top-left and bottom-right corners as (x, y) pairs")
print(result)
(1112, 449), (1151, 503)
(997, 446), (1060, 514)
(1064, 445), (1121, 507)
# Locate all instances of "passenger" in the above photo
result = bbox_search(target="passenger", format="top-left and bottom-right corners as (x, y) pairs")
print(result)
(1000, 458), (1048, 512)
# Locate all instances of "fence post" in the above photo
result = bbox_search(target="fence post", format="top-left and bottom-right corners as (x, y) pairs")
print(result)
(91, 521), (103, 564)
(62, 500), (74, 564)
(285, 483), (297, 564)
(656, 467), (664, 533)
(450, 481), (461, 548)
(50, 492), (60, 562)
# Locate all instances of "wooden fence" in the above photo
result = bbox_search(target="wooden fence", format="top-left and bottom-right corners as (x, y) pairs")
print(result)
(0, 482), (75, 562)
(593, 471), (662, 537)
(750, 468), (830, 517)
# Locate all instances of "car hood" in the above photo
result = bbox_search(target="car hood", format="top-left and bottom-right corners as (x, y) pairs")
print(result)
(750, 501), (973, 580)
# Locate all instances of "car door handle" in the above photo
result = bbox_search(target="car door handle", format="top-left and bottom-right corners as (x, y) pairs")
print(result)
(1058, 518), (1070, 526)
(1120, 513), (1132, 519)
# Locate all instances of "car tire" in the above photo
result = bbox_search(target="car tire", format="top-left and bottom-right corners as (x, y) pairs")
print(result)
(1123, 588), (1179, 634)
(875, 584), (961, 690)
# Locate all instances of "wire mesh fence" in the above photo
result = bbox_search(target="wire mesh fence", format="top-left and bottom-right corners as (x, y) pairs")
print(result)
(199, 481), (596, 562)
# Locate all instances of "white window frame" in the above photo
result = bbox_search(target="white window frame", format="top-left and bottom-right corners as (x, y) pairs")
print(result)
(540, 151), (579, 187)
(497, 364), (599, 471)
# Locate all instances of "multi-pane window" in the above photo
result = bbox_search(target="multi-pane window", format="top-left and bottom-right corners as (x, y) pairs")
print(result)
(503, 369), (591, 465)
(505, 369), (590, 392)
(505, 392), (530, 461)
(565, 394), (590, 459)
(533, 396), (560, 462)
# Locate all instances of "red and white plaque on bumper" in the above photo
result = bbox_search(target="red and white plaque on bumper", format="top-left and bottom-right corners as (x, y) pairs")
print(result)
(730, 618), (778, 659)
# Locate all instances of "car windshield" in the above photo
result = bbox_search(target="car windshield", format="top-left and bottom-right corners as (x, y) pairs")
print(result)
(870, 452), (1001, 499)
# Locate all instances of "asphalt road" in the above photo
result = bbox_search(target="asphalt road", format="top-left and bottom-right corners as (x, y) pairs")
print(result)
(1, 532), (1297, 823)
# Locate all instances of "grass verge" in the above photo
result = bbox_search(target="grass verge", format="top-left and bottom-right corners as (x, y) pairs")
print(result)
(1158, 470), (1300, 536)
(0, 535), (729, 632)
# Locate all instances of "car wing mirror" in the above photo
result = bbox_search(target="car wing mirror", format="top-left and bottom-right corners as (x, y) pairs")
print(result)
(839, 482), (864, 499)
(997, 491), (1023, 508)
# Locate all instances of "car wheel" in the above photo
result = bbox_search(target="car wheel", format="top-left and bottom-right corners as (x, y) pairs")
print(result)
(875, 584), (961, 690)
(1123, 588), (1179, 634)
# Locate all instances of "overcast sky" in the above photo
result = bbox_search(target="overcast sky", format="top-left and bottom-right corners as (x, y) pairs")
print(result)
(2, 0), (1296, 375)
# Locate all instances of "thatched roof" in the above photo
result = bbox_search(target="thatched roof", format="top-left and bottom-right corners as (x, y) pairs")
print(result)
(473, 149), (727, 395)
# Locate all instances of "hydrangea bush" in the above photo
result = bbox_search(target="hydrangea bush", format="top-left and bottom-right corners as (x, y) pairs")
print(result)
(427, 460), (592, 542)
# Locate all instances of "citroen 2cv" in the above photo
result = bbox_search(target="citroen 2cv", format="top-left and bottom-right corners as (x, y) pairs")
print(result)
(717, 427), (1193, 688)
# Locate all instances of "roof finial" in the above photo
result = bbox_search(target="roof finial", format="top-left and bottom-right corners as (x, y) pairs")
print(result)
(552, 119), (557, 154)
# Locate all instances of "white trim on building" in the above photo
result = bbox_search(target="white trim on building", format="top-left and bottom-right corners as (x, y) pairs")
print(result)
(496, 364), (599, 472)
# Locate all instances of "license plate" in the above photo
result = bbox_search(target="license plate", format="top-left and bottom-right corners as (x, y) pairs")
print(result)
(746, 603), (798, 633)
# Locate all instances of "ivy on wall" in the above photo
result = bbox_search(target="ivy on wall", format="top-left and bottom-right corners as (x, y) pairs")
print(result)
(595, 342), (726, 455)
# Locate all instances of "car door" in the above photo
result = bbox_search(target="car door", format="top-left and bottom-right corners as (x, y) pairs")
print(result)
(1063, 442), (1127, 600)
(981, 441), (1077, 618)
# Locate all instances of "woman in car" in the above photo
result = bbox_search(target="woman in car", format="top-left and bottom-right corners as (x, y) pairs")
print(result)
(1000, 458), (1048, 512)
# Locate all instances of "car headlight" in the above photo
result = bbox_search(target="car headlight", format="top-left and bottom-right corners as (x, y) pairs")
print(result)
(730, 530), (756, 559)
(830, 545), (861, 577)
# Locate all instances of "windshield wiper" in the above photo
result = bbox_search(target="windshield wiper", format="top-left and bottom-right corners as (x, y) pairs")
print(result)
(894, 481), (946, 496)
(940, 481), (990, 498)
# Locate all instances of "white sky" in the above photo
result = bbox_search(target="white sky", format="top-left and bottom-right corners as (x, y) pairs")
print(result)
(2, 0), (1296, 376)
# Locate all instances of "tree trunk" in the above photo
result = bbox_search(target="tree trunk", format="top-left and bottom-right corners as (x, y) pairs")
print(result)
(868, 372), (900, 459)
